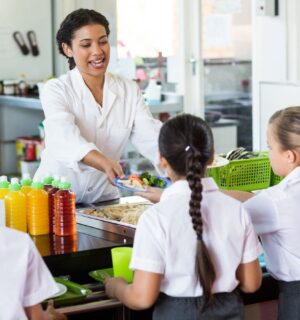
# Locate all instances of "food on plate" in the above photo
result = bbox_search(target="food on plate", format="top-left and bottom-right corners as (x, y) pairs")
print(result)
(83, 203), (151, 225)
(118, 172), (168, 190)
(119, 175), (146, 190)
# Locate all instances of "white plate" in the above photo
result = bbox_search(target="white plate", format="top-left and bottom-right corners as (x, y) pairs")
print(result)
(207, 156), (229, 168)
(114, 176), (171, 193)
(49, 283), (67, 298)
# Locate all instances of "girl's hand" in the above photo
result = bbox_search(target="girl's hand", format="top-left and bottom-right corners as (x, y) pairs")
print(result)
(104, 277), (127, 299)
(45, 300), (67, 320)
(135, 186), (163, 203)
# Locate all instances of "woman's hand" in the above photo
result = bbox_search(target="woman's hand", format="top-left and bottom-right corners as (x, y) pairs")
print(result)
(82, 150), (125, 183)
(135, 186), (163, 203)
(101, 157), (125, 183)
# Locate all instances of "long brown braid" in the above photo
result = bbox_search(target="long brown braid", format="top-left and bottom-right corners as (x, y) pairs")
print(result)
(159, 114), (216, 310)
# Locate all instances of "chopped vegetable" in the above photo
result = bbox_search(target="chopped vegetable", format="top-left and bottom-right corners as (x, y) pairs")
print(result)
(137, 171), (167, 188)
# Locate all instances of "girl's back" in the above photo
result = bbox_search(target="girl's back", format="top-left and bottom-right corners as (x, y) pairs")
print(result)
(132, 178), (259, 297)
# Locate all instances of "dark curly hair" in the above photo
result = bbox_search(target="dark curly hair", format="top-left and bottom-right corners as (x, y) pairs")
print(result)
(159, 114), (216, 310)
(56, 8), (110, 70)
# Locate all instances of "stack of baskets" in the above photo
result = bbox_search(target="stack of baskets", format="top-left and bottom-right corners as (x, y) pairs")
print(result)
(207, 153), (283, 192)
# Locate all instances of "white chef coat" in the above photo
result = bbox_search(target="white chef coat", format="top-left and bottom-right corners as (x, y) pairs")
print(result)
(130, 178), (260, 297)
(0, 227), (59, 320)
(35, 67), (162, 203)
(244, 166), (300, 282)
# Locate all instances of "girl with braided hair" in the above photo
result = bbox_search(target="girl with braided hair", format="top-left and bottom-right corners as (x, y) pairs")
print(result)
(105, 114), (261, 319)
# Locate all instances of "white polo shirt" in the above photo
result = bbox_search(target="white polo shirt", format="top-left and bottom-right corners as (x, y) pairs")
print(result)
(130, 178), (260, 297)
(244, 166), (300, 281)
(0, 227), (59, 320)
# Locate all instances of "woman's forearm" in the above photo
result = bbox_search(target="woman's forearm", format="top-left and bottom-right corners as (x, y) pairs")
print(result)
(82, 150), (124, 182)
(82, 150), (107, 171)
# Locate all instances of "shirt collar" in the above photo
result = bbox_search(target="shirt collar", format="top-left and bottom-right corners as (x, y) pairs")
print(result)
(70, 67), (116, 99)
(279, 166), (300, 188)
(161, 177), (219, 201)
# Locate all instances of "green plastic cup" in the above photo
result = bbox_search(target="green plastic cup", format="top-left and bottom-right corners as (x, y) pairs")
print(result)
(111, 247), (133, 283)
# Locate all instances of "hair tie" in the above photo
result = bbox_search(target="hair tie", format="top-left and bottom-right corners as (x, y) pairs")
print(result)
(185, 145), (191, 152)
(197, 235), (202, 241)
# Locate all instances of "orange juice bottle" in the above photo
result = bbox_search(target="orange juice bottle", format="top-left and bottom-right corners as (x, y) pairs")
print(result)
(43, 174), (53, 192)
(20, 173), (32, 195)
(27, 179), (49, 235)
(55, 177), (76, 236)
(0, 175), (10, 199)
(48, 175), (60, 234)
(4, 177), (27, 232)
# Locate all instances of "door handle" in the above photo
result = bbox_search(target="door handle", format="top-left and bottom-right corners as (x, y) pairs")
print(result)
(189, 57), (197, 76)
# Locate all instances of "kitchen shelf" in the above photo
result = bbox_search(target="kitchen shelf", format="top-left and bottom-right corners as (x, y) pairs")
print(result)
(0, 95), (183, 114)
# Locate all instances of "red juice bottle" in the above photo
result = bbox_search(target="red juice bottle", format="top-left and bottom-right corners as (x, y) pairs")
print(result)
(54, 177), (76, 236)
(48, 175), (60, 234)
(43, 174), (53, 192)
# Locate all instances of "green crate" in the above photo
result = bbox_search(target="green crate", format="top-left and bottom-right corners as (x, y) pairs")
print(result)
(207, 155), (271, 191)
(270, 170), (283, 186)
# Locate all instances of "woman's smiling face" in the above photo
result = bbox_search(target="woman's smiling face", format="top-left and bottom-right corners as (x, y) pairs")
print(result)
(63, 23), (110, 80)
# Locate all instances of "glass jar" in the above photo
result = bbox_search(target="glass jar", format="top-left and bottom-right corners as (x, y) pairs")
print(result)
(3, 80), (17, 95)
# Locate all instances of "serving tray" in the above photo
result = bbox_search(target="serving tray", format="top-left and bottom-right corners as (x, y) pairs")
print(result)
(76, 196), (152, 237)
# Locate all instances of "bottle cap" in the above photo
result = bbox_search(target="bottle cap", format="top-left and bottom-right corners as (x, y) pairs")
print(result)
(9, 178), (21, 191)
(21, 173), (32, 186)
(43, 174), (53, 185)
(52, 175), (60, 187)
(59, 177), (71, 189)
(32, 181), (44, 190)
(0, 175), (9, 188)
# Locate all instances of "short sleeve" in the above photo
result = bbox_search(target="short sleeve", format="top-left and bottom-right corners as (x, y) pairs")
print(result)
(23, 238), (59, 307)
(130, 208), (165, 274)
(240, 207), (260, 264)
(243, 191), (280, 235)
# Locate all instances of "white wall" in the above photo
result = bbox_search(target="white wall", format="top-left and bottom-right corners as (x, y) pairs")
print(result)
(0, 0), (53, 80)
(252, 0), (300, 150)
(252, 0), (287, 150)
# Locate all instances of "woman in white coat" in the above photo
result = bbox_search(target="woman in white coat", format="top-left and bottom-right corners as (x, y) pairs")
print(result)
(35, 9), (162, 203)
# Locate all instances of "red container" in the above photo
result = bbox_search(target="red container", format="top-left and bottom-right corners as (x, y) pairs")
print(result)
(25, 141), (36, 161)
(54, 182), (76, 237)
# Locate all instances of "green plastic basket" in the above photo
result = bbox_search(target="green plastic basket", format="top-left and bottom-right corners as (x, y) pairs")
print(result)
(207, 155), (271, 191)
(270, 170), (283, 186)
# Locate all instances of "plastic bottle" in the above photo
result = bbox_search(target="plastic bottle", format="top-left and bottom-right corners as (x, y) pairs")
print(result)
(43, 174), (53, 192)
(20, 173), (32, 195)
(144, 77), (162, 105)
(4, 178), (27, 232)
(27, 179), (49, 235)
(0, 176), (10, 199)
(54, 177), (76, 236)
(48, 175), (60, 234)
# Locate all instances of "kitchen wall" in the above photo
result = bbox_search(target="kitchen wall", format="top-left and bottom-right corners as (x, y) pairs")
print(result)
(0, 0), (53, 80)
(252, 0), (300, 150)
